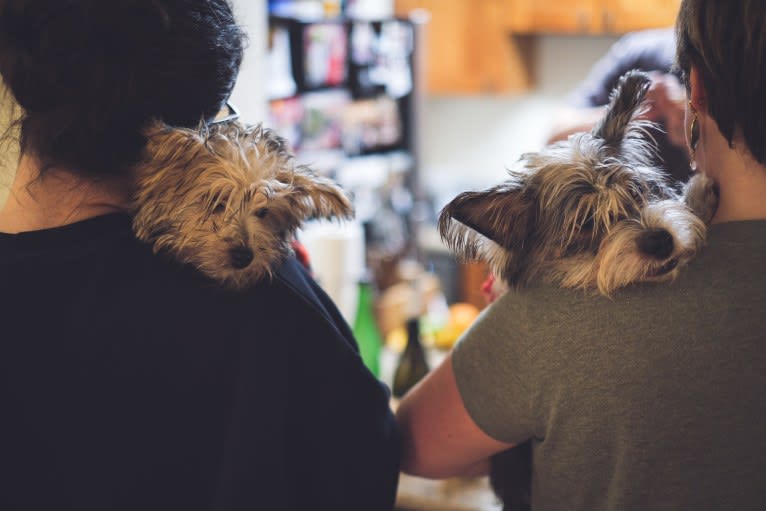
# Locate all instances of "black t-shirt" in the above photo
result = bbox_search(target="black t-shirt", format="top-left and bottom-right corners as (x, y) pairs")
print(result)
(0, 214), (399, 510)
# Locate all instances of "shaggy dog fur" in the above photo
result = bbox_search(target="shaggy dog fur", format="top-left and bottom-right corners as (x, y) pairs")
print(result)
(131, 121), (353, 290)
(437, 71), (717, 510)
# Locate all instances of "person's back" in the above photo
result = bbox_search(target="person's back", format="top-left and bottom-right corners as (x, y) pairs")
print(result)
(0, 214), (399, 510)
(453, 221), (766, 510)
(395, 2), (766, 509)
(0, 1), (399, 509)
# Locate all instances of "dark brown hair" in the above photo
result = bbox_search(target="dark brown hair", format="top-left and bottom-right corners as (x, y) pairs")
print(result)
(676, 0), (766, 164)
(0, 0), (246, 177)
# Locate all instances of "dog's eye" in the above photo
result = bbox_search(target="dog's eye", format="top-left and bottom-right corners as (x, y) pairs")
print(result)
(212, 202), (227, 215)
(629, 184), (646, 203)
(254, 208), (269, 218)
(581, 216), (595, 230)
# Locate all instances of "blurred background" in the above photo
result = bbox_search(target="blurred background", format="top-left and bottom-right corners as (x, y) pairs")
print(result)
(0, 0), (683, 413)
(0, 1), (682, 507)
(232, 0), (680, 374)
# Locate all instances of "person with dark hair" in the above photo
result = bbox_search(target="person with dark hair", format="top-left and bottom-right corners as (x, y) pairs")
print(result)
(548, 28), (691, 184)
(0, 1), (399, 510)
(396, 1), (766, 509)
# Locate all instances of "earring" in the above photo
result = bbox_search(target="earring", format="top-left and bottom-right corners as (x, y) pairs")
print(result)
(688, 101), (700, 171)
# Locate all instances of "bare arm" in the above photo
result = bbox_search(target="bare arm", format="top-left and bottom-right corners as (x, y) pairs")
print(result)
(546, 106), (606, 145)
(395, 353), (513, 479)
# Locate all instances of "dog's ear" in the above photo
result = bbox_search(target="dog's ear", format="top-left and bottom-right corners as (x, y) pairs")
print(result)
(683, 173), (718, 224)
(592, 70), (652, 146)
(276, 165), (354, 221)
(438, 183), (533, 260)
(246, 125), (353, 222)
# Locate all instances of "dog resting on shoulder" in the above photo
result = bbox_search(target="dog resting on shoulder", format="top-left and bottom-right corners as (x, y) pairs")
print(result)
(131, 121), (353, 290)
(437, 71), (717, 510)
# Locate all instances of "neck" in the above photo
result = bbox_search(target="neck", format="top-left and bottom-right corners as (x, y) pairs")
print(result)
(711, 157), (766, 224)
(696, 119), (766, 224)
(0, 154), (131, 233)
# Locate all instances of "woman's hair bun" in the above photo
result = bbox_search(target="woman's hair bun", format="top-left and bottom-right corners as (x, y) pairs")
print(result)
(0, 0), (38, 55)
(0, 0), (245, 176)
(0, 1), (173, 113)
(0, 0), (57, 112)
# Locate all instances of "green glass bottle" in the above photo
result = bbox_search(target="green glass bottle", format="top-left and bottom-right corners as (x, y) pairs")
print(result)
(352, 276), (382, 377)
(392, 315), (430, 398)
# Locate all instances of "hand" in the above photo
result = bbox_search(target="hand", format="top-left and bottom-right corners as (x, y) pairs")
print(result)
(642, 72), (688, 150)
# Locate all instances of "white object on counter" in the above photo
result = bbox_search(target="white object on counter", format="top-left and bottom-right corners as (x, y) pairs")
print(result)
(299, 219), (365, 323)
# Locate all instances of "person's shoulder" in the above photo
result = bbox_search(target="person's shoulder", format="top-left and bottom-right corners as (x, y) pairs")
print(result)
(618, 27), (674, 44)
(483, 279), (673, 338)
(107, 233), (341, 332)
(613, 27), (675, 55)
(491, 283), (603, 319)
(569, 27), (676, 108)
(615, 27), (676, 70)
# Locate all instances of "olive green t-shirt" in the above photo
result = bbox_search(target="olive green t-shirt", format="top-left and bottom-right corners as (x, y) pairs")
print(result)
(453, 220), (766, 511)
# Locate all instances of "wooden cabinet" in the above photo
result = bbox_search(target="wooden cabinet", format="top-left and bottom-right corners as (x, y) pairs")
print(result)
(395, 0), (534, 94)
(395, 0), (476, 93)
(394, 0), (681, 94)
(507, 0), (681, 34)
(508, 0), (602, 34)
(604, 0), (682, 34)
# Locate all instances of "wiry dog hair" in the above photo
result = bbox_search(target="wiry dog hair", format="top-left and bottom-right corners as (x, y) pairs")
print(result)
(438, 70), (717, 511)
(131, 121), (353, 290)
(439, 70), (716, 297)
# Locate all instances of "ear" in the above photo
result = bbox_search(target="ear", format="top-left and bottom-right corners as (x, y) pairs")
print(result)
(592, 70), (652, 145)
(438, 184), (533, 260)
(688, 66), (707, 113)
(277, 165), (354, 221)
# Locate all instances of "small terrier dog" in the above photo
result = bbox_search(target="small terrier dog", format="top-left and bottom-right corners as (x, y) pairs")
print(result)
(131, 121), (353, 290)
(438, 71), (717, 510)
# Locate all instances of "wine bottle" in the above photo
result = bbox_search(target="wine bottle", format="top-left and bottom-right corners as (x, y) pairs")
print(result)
(352, 275), (382, 377)
(392, 285), (430, 397)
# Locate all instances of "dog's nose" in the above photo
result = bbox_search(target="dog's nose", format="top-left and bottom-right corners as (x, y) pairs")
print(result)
(229, 246), (254, 269)
(637, 229), (674, 260)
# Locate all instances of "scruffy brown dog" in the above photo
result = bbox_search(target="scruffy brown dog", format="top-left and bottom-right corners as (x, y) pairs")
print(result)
(438, 71), (717, 510)
(440, 71), (716, 297)
(131, 121), (353, 290)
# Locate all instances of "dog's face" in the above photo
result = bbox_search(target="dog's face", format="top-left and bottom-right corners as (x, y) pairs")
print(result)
(522, 140), (669, 259)
(439, 71), (706, 294)
(132, 122), (353, 289)
(590, 197), (706, 292)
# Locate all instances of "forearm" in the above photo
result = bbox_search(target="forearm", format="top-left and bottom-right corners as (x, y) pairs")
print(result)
(396, 354), (512, 479)
(546, 106), (605, 144)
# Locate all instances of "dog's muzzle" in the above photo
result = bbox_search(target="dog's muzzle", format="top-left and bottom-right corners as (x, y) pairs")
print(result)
(637, 228), (674, 260)
(229, 246), (254, 269)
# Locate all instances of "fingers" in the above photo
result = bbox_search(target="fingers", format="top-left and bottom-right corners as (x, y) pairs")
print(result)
(640, 74), (688, 137)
